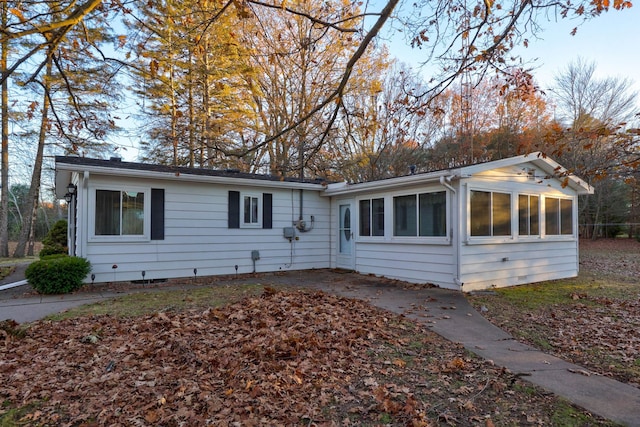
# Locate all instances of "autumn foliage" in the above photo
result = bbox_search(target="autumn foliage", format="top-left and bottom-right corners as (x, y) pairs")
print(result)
(0, 289), (605, 425)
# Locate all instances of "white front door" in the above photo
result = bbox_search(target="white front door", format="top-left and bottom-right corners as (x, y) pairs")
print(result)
(337, 202), (354, 269)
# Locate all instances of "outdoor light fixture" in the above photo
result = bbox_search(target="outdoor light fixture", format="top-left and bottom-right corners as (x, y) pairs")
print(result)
(64, 193), (72, 203)
(67, 182), (77, 194)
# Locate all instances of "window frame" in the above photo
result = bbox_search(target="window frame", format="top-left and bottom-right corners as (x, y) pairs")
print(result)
(518, 193), (540, 238)
(89, 185), (151, 242)
(390, 190), (450, 243)
(358, 197), (385, 238)
(241, 192), (262, 228)
(467, 186), (577, 243)
(469, 189), (513, 239)
(544, 196), (575, 237)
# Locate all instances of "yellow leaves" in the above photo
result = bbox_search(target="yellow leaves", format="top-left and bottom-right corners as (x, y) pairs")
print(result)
(117, 35), (127, 48)
(149, 59), (159, 77)
(9, 8), (26, 22)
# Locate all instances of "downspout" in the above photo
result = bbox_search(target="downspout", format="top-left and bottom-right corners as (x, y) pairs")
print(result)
(440, 175), (463, 290)
(79, 170), (89, 259)
(299, 189), (303, 223)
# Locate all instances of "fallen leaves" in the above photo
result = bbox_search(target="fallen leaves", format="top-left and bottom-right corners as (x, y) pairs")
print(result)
(1, 289), (608, 425)
(470, 238), (640, 389)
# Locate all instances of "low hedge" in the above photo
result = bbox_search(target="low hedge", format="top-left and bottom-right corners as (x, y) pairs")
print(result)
(25, 256), (91, 294)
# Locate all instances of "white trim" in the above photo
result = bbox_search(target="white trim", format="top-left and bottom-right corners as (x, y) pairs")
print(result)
(240, 192), (262, 228)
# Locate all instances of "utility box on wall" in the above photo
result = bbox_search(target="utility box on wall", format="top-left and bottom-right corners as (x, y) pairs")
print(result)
(283, 227), (295, 240)
(251, 250), (260, 261)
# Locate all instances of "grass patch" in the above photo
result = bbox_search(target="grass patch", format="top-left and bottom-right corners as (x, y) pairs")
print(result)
(550, 400), (607, 426)
(45, 283), (276, 320)
(468, 240), (640, 388)
(486, 275), (637, 311)
(0, 401), (42, 427)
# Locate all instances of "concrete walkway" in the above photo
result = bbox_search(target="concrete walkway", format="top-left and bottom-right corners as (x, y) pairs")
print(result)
(1, 269), (640, 426)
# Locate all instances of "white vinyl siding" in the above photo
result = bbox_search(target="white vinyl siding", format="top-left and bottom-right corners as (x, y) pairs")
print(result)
(460, 240), (579, 292)
(82, 175), (330, 283)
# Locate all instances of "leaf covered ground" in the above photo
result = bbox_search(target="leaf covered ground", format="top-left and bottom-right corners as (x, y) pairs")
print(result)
(1, 288), (610, 426)
(469, 238), (640, 389)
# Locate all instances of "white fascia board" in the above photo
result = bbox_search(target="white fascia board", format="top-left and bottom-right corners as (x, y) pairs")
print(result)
(55, 162), (325, 192)
(459, 152), (594, 195)
(322, 170), (456, 197)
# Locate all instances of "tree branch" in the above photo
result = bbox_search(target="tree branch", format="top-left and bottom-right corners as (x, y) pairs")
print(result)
(246, 0), (368, 33)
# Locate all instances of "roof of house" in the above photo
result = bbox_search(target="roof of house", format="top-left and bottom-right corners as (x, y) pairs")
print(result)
(54, 156), (328, 198)
(325, 152), (594, 196)
(55, 152), (594, 199)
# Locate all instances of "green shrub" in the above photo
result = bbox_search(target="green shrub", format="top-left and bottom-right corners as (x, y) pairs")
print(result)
(39, 246), (68, 258)
(26, 256), (91, 294)
(40, 219), (68, 259)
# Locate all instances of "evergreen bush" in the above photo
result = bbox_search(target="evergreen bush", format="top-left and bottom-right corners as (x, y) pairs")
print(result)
(26, 256), (91, 294)
(40, 219), (69, 258)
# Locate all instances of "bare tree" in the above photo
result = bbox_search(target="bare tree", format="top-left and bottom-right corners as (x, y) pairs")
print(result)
(547, 58), (639, 239)
(552, 58), (637, 129)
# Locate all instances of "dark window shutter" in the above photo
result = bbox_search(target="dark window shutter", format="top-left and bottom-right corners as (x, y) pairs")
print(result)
(263, 193), (272, 229)
(228, 191), (240, 228)
(151, 189), (165, 240)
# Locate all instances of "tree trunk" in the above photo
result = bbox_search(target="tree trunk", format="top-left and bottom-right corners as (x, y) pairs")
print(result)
(0, 2), (10, 257)
(13, 56), (52, 257)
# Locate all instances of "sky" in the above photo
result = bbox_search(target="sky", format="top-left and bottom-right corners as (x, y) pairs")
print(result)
(511, 6), (640, 94)
(381, 4), (640, 96)
(115, 4), (640, 162)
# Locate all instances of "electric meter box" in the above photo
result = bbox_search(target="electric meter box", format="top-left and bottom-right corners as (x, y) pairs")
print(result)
(283, 227), (295, 239)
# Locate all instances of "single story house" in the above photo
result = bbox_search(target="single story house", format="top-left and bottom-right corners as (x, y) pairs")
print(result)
(54, 152), (593, 292)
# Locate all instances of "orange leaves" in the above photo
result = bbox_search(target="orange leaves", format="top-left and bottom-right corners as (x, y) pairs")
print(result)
(0, 288), (606, 424)
(594, 0), (634, 10)
(8, 8), (26, 22)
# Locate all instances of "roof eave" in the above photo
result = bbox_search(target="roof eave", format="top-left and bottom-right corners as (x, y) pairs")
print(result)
(323, 170), (458, 197)
(54, 161), (324, 197)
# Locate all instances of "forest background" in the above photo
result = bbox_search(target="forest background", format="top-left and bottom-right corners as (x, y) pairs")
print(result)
(1, 0), (639, 257)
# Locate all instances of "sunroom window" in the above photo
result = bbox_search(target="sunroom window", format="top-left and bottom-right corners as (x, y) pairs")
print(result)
(545, 197), (573, 235)
(393, 191), (446, 237)
(518, 194), (539, 236)
(95, 190), (144, 236)
(470, 190), (511, 237)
